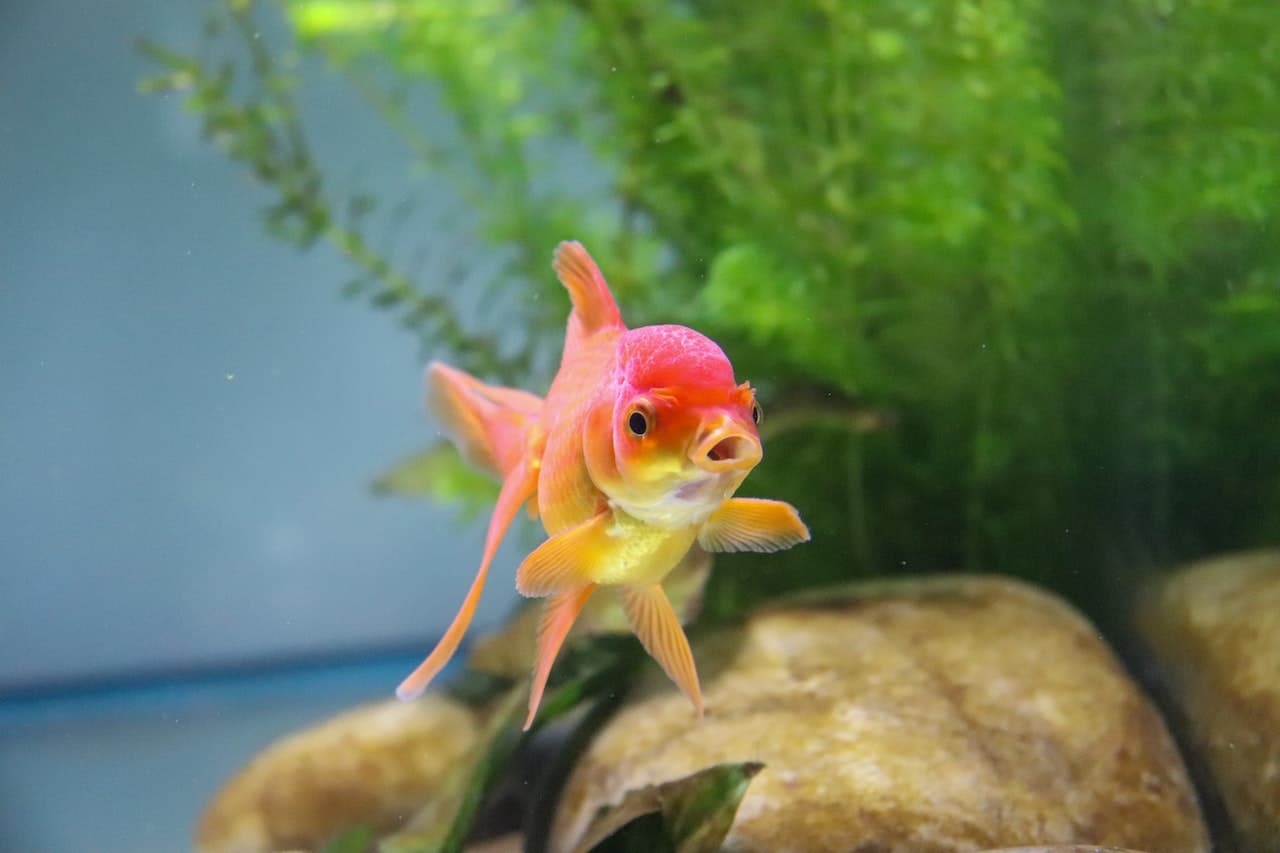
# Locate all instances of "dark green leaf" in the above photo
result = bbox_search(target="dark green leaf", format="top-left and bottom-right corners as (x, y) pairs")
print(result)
(382, 636), (638, 853)
(573, 762), (764, 853)
(444, 669), (516, 709)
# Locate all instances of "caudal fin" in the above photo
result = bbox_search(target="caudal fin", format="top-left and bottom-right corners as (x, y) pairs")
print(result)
(397, 362), (543, 702)
(426, 361), (542, 480)
(396, 455), (538, 701)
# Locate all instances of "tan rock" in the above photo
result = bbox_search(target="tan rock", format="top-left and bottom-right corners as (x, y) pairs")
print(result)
(1137, 549), (1280, 852)
(196, 695), (480, 853)
(552, 575), (1207, 853)
(978, 848), (1153, 852)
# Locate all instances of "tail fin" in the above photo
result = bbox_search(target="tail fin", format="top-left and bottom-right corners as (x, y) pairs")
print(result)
(397, 455), (538, 701)
(553, 242), (624, 358)
(395, 362), (543, 702)
(425, 361), (542, 480)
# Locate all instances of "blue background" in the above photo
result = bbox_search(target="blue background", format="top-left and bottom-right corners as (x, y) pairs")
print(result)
(0, 2), (535, 849)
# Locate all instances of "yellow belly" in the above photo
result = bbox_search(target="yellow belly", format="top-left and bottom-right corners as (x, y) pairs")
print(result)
(590, 511), (699, 587)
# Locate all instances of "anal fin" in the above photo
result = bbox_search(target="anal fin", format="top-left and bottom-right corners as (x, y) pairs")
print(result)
(697, 498), (810, 554)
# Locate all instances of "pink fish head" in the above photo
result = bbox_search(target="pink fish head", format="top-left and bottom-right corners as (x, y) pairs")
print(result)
(584, 324), (764, 527)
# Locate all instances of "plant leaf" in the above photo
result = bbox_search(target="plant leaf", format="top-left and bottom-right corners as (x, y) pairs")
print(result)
(381, 636), (639, 853)
(573, 761), (764, 853)
(371, 443), (500, 517)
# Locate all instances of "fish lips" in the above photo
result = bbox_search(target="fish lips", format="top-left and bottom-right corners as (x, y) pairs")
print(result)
(690, 420), (762, 474)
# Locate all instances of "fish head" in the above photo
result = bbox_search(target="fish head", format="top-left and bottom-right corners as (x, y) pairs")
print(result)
(584, 325), (764, 527)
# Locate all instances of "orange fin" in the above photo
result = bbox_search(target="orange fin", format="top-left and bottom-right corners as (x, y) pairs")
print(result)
(622, 584), (703, 717)
(697, 498), (811, 554)
(553, 242), (624, 358)
(396, 457), (538, 701)
(426, 361), (543, 479)
(514, 511), (610, 598)
(523, 585), (596, 730)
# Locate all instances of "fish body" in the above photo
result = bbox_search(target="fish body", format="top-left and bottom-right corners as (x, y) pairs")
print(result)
(396, 242), (810, 728)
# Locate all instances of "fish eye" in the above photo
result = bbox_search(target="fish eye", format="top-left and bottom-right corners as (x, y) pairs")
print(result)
(751, 401), (763, 426)
(626, 405), (652, 438)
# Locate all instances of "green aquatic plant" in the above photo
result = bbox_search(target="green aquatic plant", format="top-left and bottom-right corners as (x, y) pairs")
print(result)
(140, 0), (1280, 612)
(567, 761), (764, 853)
(140, 0), (1280, 617)
(142, 1), (1280, 843)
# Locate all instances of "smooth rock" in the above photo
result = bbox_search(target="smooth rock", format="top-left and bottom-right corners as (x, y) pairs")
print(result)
(979, 848), (1153, 852)
(1137, 549), (1280, 852)
(196, 695), (480, 853)
(552, 575), (1208, 853)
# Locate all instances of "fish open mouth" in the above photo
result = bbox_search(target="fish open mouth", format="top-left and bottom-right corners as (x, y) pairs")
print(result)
(692, 429), (761, 473)
(707, 436), (748, 463)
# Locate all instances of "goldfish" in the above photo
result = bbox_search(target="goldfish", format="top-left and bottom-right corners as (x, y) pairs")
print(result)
(396, 241), (810, 729)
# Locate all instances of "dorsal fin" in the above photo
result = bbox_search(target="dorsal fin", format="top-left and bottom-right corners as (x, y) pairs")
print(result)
(553, 242), (624, 355)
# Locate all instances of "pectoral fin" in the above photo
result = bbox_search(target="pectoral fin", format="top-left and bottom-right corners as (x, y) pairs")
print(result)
(523, 585), (596, 730)
(396, 457), (537, 701)
(697, 498), (810, 554)
(622, 584), (703, 717)
(515, 511), (611, 597)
